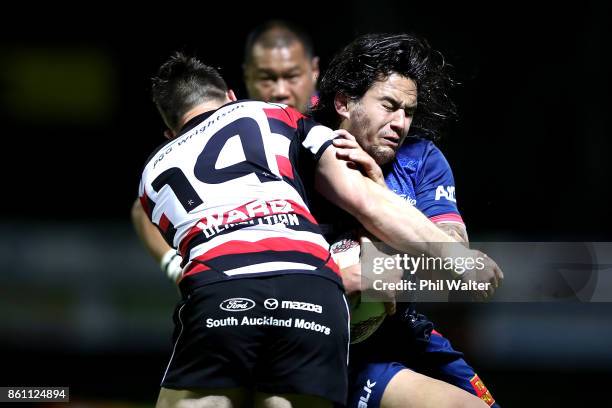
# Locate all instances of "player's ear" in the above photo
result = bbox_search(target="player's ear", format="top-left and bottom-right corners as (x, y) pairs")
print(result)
(164, 129), (176, 140)
(227, 89), (237, 102)
(334, 92), (351, 121)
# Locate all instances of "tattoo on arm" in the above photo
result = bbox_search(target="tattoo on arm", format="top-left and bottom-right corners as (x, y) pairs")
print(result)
(436, 222), (469, 245)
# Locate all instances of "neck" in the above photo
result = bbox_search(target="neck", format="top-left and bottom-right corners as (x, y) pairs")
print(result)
(177, 99), (229, 130)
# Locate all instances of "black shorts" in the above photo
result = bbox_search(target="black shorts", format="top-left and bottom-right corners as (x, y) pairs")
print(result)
(161, 274), (350, 405)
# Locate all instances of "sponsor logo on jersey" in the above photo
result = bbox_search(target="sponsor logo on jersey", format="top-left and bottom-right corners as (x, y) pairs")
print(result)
(293, 318), (331, 335)
(470, 374), (495, 406)
(435, 185), (456, 202)
(358, 379), (377, 408)
(393, 191), (417, 205)
(264, 298), (279, 310)
(281, 300), (323, 313)
(194, 199), (301, 240)
(219, 298), (256, 312)
(204, 315), (330, 334)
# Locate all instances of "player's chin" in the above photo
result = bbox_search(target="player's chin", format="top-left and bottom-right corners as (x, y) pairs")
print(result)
(371, 146), (396, 166)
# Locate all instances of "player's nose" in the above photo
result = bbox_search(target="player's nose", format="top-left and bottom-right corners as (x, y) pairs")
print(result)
(272, 79), (291, 101)
(389, 110), (408, 136)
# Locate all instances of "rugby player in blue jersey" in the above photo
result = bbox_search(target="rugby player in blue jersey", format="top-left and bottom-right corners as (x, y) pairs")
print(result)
(312, 33), (500, 407)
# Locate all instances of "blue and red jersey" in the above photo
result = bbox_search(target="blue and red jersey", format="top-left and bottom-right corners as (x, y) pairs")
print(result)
(385, 136), (464, 225)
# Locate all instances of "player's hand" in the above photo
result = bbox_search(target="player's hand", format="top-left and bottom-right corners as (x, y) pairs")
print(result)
(336, 257), (399, 316)
(332, 130), (386, 186)
(340, 263), (397, 315)
(340, 263), (396, 315)
(340, 263), (363, 296)
(441, 245), (503, 300)
(160, 249), (183, 283)
(384, 300), (397, 315)
(459, 249), (503, 300)
(332, 231), (398, 315)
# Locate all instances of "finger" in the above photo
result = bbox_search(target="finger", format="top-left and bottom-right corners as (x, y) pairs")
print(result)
(333, 139), (361, 152)
(347, 151), (372, 164)
(333, 129), (356, 141)
(489, 265), (501, 290)
(332, 138), (348, 146)
(485, 254), (503, 281)
(348, 156), (377, 173)
(497, 265), (504, 281)
(491, 271), (498, 290)
(384, 300), (396, 316)
(472, 291), (484, 302)
(349, 151), (378, 168)
(335, 148), (354, 160)
(488, 269), (498, 296)
(333, 139), (360, 150)
(335, 147), (349, 156)
(336, 154), (362, 171)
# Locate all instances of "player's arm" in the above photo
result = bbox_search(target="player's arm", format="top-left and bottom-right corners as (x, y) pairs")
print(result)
(131, 199), (182, 282)
(131, 199), (171, 262)
(412, 143), (471, 244)
(315, 145), (502, 293)
(325, 132), (500, 296)
(315, 146), (455, 255)
(331, 130), (386, 187)
(436, 222), (469, 244)
(334, 133), (470, 245)
(329, 131), (464, 248)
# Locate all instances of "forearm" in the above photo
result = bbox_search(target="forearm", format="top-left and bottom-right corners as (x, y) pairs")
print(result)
(356, 179), (457, 257)
(317, 146), (501, 288)
(316, 146), (457, 258)
(131, 199), (173, 262)
(436, 222), (469, 245)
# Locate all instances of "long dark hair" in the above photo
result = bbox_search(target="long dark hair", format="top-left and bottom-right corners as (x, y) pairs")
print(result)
(312, 33), (456, 140)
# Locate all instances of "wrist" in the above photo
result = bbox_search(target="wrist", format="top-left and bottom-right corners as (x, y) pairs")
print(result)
(438, 242), (469, 278)
(160, 249), (183, 282)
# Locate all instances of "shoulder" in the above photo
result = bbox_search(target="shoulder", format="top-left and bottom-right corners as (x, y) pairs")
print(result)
(260, 102), (311, 127)
(142, 138), (173, 171)
(397, 136), (434, 160)
(394, 137), (444, 172)
(401, 137), (452, 169)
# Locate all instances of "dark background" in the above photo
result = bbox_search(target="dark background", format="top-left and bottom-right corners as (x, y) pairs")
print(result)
(0, 1), (611, 406)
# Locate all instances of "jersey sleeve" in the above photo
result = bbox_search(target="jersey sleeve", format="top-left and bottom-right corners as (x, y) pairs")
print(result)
(416, 144), (464, 224)
(298, 116), (335, 162)
(265, 104), (335, 162)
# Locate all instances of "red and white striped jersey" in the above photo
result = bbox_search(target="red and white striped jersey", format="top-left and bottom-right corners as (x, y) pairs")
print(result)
(139, 100), (340, 288)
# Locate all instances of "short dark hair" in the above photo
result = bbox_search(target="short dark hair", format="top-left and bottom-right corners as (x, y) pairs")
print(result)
(312, 33), (456, 140)
(151, 52), (228, 131)
(243, 20), (315, 66)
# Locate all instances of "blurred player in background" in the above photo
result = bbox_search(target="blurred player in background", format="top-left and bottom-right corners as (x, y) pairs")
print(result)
(243, 20), (319, 114)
